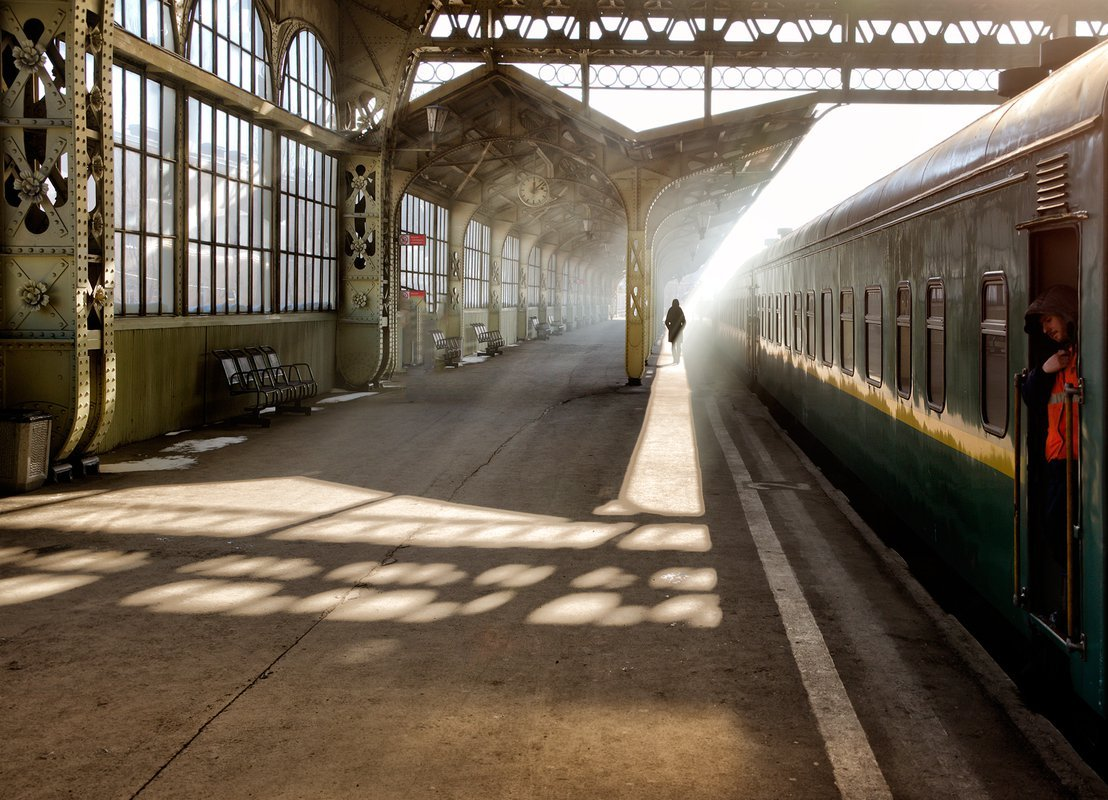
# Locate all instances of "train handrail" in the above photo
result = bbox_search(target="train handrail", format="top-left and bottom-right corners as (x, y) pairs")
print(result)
(1063, 379), (1082, 644)
(1012, 370), (1026, 608)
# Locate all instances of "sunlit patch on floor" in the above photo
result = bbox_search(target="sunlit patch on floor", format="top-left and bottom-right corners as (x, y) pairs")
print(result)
(0, 574), (101, 605)
(317, 392), (376, 404)
(617, 524), (712, 552)
(179, 555), (322, 580)
(527, 591), (721, 627)
(101, 455), (197, 473)
(571, 566), (637, 590)
(121, 579), (283, 614)
(162, 437), (248, 454)
(649, 567), (717, 591)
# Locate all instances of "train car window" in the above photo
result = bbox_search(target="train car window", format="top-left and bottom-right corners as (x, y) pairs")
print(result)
(805, 291), (816, 358)
(776, 294), (782, 344)
(821, 290), (833, 365)
(775, 292), (784, 343)
(865, 286), (883, 386)
(926, 279), (946, 412)
(793, 292), (802, 353)
(840, 289), (854, 375)
(980, 273), (1009, 435)
(780, 293), (787, 348)
(896, 282), (912, 399)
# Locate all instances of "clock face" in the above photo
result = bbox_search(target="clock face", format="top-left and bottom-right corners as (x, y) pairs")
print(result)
(518, 174), (550, 207)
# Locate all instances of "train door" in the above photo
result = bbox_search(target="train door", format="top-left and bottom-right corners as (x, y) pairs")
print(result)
(1017, 225), (1083, 648)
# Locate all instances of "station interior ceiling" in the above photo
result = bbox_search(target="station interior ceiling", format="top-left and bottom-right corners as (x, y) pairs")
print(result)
(362, 0), (1104, 293)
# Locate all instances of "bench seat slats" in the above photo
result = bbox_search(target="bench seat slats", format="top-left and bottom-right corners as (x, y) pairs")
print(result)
(470, 322), (504, 355)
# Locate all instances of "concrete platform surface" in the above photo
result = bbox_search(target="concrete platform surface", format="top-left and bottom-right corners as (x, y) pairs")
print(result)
(1, 321), (1104, 799)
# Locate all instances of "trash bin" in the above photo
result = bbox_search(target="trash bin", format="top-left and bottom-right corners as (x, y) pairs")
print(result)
(0, 410), (52, 493)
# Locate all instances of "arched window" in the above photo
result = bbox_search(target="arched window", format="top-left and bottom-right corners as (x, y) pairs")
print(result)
(188, 0), (272, 99)
(282, 29), (335, 128)
(115, 0), (175, 48)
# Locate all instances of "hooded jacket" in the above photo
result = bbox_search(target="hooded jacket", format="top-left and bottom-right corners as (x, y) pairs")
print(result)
(1024, 285), (1079, 461)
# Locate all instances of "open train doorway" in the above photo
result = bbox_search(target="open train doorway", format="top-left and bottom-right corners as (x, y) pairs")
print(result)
(1020, 225), (1082, 645)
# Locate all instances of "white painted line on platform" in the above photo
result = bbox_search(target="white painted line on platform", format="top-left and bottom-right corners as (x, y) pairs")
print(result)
(735, 414), (990, 796)
(707, 401), (892, 800)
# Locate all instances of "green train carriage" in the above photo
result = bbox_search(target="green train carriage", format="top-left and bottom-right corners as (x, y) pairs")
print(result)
(714, 38), (1108, 716)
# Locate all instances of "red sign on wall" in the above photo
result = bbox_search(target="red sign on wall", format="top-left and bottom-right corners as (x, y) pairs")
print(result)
(399, 233), (427, 246)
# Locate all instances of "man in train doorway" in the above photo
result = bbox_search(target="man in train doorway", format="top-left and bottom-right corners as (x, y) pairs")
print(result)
(665, 299), (687, 364)
(1023, 284), (1080, 626)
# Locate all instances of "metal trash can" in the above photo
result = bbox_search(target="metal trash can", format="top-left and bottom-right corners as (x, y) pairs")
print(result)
(0, 410), (52, 493)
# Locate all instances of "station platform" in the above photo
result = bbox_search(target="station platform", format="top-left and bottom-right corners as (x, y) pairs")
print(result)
(1, 320), (1104, 799)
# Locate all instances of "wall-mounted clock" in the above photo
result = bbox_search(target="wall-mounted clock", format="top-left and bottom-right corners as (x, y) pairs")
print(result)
(518, 173), (551, 207)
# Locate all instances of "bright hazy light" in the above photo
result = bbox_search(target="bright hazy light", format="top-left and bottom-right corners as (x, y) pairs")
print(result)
(687, 102), (994, 309)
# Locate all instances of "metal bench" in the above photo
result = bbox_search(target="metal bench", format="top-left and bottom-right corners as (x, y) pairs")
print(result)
(246, 345), (318, 403)
(430, 329), (462, 367)
(212, 347), (316, 426)
(470, 322), (504, 355)
(529, 315), (551, 340)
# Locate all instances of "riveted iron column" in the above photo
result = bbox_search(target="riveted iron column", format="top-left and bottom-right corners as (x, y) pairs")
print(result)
(336, 155), (386, 386)
(625, 232), (648, 383)
(1, 1), (116, 459)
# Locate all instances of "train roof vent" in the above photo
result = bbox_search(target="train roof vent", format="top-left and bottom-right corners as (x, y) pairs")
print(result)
(1035, 153), (1070, 215)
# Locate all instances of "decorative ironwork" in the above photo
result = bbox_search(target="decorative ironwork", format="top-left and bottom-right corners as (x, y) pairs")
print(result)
(415, 2), (1105, 101)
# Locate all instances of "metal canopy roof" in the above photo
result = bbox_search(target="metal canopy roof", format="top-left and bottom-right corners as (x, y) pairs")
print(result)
(392, 65), (818, 285)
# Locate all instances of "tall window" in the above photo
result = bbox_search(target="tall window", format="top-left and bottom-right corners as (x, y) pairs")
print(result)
(783, 293), (790, 349)
(840, 289), (854, 375)
(865, 286), (882, 386)
(278, 139), (336, 311)
(981, 274), (1009, 434)
(464, 220), (491, 308)
(774, 294), (782, 344)
(804, 291), (815, 357)
(281, 30), (335, 128)
(926, 279), (946, 411)
(502, 235), (520, 308)
(820, 290), (833, 365)
(527, 247), (542, 306)
(896, 282), (911, 398)
(399, 194), (448, 312)
(116, 0), (175, 47)
(793, 292), (802, 352)
(113, 65), (175, 315)
(188, 0), (272, 98)
(186, 99), (274, 313)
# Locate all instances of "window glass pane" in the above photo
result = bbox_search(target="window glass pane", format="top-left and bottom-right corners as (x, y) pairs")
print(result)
(186, 100), (274, 314)
(113, 65), (176, 315)
(821, 291), (832, 363)
(793, 292), (801, 352)
(981, 277), (1008, 432)
(896, 284), (911, 398)
(865, 287), (882, 384)
(281, 30), (336, 128)
(840, 290), (853, 373)
(927, 282), (946, 410)
(805, 291), (815, 357)
(188, 0), (272, 99)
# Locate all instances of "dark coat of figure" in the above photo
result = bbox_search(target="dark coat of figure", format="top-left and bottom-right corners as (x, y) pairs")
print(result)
(665, 299), (686, 363)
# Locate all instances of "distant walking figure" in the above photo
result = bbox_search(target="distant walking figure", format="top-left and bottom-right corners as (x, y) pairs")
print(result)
(665, 299), (686, 364)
